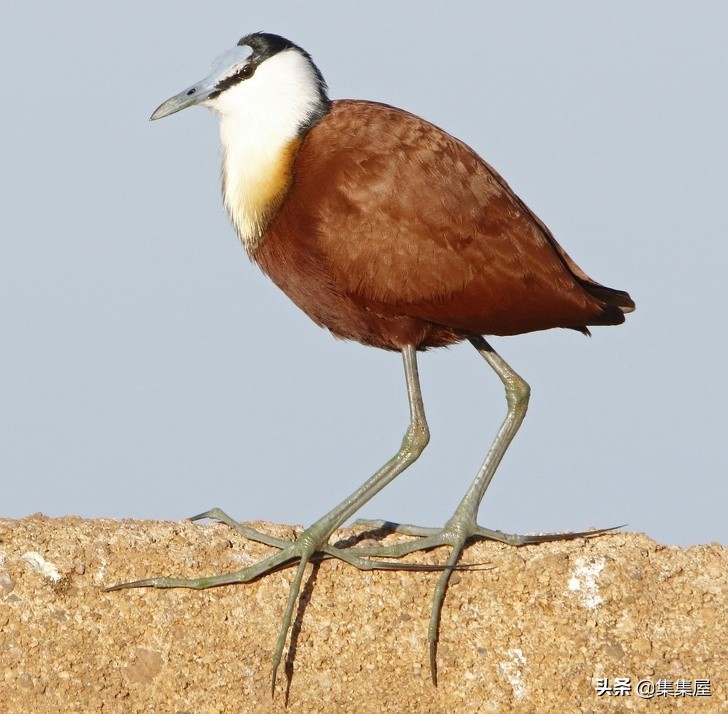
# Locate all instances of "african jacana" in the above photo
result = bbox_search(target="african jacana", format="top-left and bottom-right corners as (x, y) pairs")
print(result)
(109, 32), (635, 687)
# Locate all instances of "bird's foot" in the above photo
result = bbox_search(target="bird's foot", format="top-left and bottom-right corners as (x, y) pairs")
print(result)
(351, 518), (621, 549)
(186, 508), (463, 571)
(350, 518), (622, 683)
(105, 507), (462, 693)
(105, 518), (315, 694)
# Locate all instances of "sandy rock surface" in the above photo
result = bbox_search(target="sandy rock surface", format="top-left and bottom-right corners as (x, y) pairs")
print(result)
(0, 515), (725, 712)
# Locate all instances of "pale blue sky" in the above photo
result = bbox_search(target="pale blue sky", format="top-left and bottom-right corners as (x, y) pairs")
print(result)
(2, 3), (726, 547)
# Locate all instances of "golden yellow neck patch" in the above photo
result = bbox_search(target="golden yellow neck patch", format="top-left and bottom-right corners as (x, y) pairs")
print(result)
(222, 136), (302, 254)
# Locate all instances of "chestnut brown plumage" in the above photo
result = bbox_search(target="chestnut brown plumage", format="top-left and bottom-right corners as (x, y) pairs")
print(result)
(108, 33), (634, 691)
(257, 99), (632, 350)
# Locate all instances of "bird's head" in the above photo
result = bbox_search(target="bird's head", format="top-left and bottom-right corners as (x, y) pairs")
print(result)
(150, 32), (330, 134)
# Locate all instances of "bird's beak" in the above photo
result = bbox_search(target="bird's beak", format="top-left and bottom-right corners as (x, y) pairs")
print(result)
(150, 45), (254, 121)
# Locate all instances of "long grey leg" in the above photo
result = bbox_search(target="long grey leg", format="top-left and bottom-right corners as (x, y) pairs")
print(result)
(424, 335), (531, 681)
(344, 336), (615, 683)
(107, 344), (431, 691)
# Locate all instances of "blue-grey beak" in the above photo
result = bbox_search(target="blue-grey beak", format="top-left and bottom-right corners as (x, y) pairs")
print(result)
(150, 45), (254, 121)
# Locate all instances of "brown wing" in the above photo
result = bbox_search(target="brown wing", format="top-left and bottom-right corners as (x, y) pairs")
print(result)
(289, 100), (631, 337)
(256, 100), (633, 347)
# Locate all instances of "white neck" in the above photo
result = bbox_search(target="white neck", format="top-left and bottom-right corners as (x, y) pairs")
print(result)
(209, 49), (324, 251)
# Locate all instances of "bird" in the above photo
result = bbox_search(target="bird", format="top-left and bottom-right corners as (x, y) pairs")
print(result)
(108, 32), (635, 689)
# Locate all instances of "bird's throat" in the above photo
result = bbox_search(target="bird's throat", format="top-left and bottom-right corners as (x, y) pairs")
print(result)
(220, 120), (302, 254)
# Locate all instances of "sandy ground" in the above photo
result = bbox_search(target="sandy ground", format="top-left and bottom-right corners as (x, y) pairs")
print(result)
(0, 515), (725, 712)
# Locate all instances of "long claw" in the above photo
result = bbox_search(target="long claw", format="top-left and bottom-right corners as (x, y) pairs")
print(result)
(472, 524), (626, 546)
(352, 518), (440, 538)
(188, 507), (226, 522)
(190, 507), (293, 549)
(105, 536), (306, 594)
(105, 573), (253, 591)
(428, 544), (464, 685)
(271, 558), (310, 695)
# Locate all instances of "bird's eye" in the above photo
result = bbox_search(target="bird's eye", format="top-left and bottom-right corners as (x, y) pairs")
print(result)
(239, 64), (255, 80)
